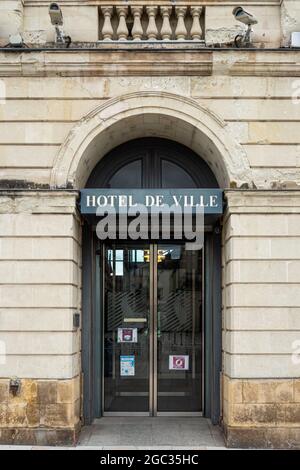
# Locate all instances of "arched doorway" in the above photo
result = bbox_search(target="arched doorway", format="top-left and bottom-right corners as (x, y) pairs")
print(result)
(86, 138), (218, 188)
(82, 138), (222, 423)
(51, 91), (251, 189)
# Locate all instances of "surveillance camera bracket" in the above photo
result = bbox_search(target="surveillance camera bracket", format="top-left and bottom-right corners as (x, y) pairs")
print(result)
(234, 24), (254, 48)
(55, 25), (65, 43)
(54, 25), (72, 47)
(244, 24), (252, 44)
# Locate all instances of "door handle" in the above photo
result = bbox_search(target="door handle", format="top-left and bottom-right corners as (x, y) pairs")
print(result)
(123, 318), (147, 323)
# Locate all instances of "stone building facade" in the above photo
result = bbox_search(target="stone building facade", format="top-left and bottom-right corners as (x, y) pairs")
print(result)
(0, 0), (300, 448)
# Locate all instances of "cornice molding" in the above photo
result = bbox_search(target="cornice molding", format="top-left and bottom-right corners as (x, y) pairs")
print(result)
(230, 60), (300, 77)
(225, 190), (300, 214)
(0, 49), (213, 77)
(24, 1), (281, 6)
(0, 49), (299, 78)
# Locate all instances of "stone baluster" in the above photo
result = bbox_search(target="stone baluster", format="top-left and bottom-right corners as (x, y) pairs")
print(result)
(116, 6), (129, 41)
(175, 7), (187, 40)
(101, 7), (114, 41)
(132, 6), (143, 41)
(146, 7), (158, 40)
(161, 7), (172, 41)
(190, 6), (203, 40)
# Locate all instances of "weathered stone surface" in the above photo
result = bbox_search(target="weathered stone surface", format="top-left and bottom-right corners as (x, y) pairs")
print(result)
(243, 381), (277, 405)
(266, 427), (300, 449)
(0, 428), (37, 446)
(0, 377), (81, 444)
(223, 375), (243, 404)
(24, 5), (99, 43)
(6, 403), (27, 427)
(17, 379), (38, 404)
(295, 381), (300, 402)
(37, 381), (57, 405)
(225, 426), (300, 449)
(275, 381), (294, 403)
(284, 404), (300, 424)
(42, 404), (73, 428)
(232, 403), (278, 426)
(281, 0), (300, 46)
(205, 26), (243, 47)
(223, 376), (300, 449)
(0, 1), (24, 43)
(223, 192), (300, 390)
(0, 427), (79, 446)
(26, 404), (40, 428)
(57, 376), (80, 404)
(22, 30), (47, 45)
(205, 4), (281, 48)
(225, 426), (267, 449)
(0, 381), (9, 402)
(1, 0), (300, 450)
(0, 405), (7, 426)
(57, 381), (74, 404)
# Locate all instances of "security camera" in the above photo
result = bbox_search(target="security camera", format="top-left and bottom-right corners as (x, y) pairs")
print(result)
(9, 34), (24, 48)
(4, 32), (27, 49)
(233, 6), (258, 47)
(49, 3), (63, 26)
(49, 2), (71, 47)
(232, 7), (258, 26)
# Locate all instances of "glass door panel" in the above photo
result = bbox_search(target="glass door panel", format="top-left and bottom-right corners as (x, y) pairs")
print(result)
(103, 243), (151, 413)
(103, 242), (203, 415)
(156, 244), (203, 413)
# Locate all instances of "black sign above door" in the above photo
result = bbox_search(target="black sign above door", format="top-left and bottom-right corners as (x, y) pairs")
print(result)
(80, 189), (223, 215)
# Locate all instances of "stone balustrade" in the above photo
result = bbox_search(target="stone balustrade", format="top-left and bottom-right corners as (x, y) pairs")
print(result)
(99, 4), (204, 41)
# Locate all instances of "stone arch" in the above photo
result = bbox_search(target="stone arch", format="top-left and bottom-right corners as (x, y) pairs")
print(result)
(50, 91), (251, 189)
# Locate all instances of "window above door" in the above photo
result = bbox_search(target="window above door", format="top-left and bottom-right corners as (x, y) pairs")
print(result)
(86, 138), (219, 189)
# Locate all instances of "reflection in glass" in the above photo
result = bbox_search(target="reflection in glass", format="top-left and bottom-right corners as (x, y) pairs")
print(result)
(108, 160), (142, 188)
(161, 160), (197, 188)
(104, 244), (150, 412)
(157, 244), (202, 412)
(103, 243), (203, 414)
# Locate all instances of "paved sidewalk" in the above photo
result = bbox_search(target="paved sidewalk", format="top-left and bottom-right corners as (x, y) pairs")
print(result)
(78, 417), (225, 448)
(0, 417), (226, 450)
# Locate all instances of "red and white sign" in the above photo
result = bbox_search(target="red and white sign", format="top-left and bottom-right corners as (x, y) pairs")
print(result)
(117, 328), (137, 343)
(169, 355), (189, 370)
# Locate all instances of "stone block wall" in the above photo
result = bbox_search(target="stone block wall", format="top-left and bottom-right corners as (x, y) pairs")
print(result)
(222, 191), (300, 448)
(223, 377), (300, 448)
(0, 1), (24, 45)
(0, 50), (300, 190)
(281, 0), (300, 46)
(0, 0), (300, 449)
(0, 192), (82, 445)
(23, 4), (99, 44)
(0, 377), (80, 445)
(2, 1), (300, 48)
(205, 3), (281, 47)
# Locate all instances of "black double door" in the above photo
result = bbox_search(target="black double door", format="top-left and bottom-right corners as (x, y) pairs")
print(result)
(103, 242), (203, 416)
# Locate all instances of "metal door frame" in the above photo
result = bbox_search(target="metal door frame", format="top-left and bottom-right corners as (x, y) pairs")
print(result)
(152, 243), (157, 416)
(101, 241), (153, 417)
(100, 240), (204, 417)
